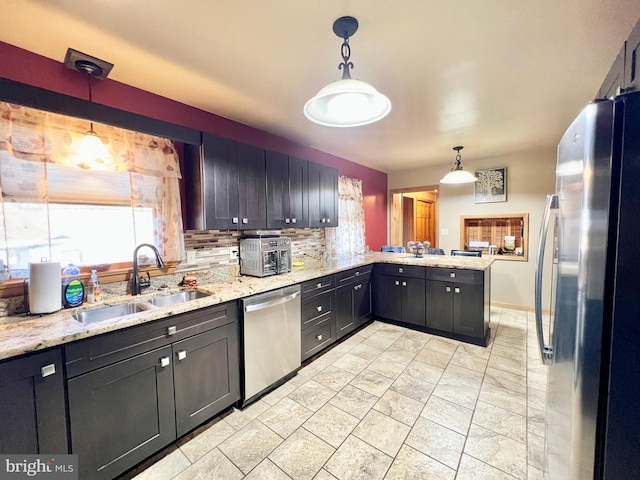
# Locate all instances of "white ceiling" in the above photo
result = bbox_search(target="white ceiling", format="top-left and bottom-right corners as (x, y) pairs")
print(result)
(2, 0), (639, 173)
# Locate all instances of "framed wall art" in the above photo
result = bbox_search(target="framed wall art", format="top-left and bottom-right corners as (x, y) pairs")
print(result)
(474, 167), (507, 203)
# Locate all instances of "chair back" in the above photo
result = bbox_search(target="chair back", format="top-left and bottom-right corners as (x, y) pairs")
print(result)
(426, 248), (445, 255)
(381, 245), (407, 253)
(451, 249), (482, 257)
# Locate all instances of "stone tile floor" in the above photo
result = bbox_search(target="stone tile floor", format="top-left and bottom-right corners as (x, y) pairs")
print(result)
(131, 308), (547, 480)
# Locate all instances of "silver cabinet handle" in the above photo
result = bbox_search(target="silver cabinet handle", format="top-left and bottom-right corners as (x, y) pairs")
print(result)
(326, 218), (331, 223)
(242, 218), (248, 224)
(177, 350), (187, 361)
(317, 282), (323, 289)
(402, 281), (407, 287)
(535, 193), (558, 365)
(354, 284), (362, 291)
(316, 305), (323, 312)
(450, 272), (456, 278)
(167, 326), (177, 336)
(355, 271), (360, 276)
(316, 334), (323, 341)
(394, 280), (400, 286)
(160, 356), (170, 368)
(292, 218), (297, 224)
(445, 286), (451, 292)
(232, 217), (239, 224)
(454, 287), (460, 293)
(285, 218), (290, 223)
(41, 364), (56, 378)
(398, 267), (403, 273)
(321, 218), (326, 223)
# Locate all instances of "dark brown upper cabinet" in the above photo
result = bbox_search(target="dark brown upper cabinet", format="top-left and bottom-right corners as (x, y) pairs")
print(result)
(308, 162), (339, 228)
(185, 133), (266, 230)
(266, 150), (309, 228)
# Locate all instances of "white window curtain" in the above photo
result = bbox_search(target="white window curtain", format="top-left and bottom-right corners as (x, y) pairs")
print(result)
(326, 175), (366, 257)
(0, 102), (185, 274)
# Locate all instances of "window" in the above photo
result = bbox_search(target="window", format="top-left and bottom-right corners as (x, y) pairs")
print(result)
(0, 102), (185, 278)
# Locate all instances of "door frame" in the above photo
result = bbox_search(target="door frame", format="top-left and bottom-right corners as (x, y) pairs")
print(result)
(389, 185), (439, 248)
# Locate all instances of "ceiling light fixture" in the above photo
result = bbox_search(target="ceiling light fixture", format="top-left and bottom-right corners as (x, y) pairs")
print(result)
(304, 16), (391, 127)
(440, 146), (477, 184)
(63, 49), (114, 166)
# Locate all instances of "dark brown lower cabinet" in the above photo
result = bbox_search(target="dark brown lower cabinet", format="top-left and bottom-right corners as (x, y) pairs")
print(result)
(68, 346), (176, 480)
(66, 303), (240, 480)
(373, 275), (426, 327)
(0, 348), (67, 454)
(335, 272), (373, 339)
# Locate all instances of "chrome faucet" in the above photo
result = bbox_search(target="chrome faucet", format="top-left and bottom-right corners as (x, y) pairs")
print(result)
(132, 243), (165, 295)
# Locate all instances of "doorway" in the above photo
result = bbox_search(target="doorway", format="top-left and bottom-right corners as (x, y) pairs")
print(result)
(390, 186), (439, 249)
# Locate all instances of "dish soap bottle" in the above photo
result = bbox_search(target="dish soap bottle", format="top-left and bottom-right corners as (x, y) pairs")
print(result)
(87, 269), (103, 304)
(62, 264), (84, 308)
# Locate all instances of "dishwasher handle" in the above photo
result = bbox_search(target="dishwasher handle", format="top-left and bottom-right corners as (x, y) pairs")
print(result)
(244, 290), (300, 312)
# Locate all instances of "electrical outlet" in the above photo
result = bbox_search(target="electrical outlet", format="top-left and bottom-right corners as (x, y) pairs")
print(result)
(230, 247), (239, 260)
(186, 250), (197, 264)
(441, 228), (449, 236)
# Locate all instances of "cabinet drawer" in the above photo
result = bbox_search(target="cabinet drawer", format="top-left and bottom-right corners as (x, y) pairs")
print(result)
(66, 302), (238, 378)
(302, 291), (334, 328)
(301, 275), (334, 298)
(379, 263), (426, 279)
(335, 265), (373, 285)
(426, 267), (483, 285)
(302, 319), (334, 361)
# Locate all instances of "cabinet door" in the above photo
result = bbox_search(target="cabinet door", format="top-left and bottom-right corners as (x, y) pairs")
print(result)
(401, 278), (426, 327)
(173, 321), (240, 437)
(354, 274), (373, 325)
(288, 155), (308, 226)
(266, 150), (290, 229)
(625, 18), (640, 93)
(202, 133), (239, 230)
(68, 346), (176, 480)
(237, 142), (266, 230)
(453, 283), (485, 338)
(372, 274), (402, 322)
(309, 162), (339, 227)
(426, 280), (453, 332)
(335, 283), (356, 338)
(0, 349), (67, 454)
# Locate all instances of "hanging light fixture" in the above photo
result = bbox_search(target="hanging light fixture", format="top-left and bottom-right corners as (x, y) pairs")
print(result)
(440, 146), (478, 184)
(63, 49), (114, 167)
(304, 16), (391, 127)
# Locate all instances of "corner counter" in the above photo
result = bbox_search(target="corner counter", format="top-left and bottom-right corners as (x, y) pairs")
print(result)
(0, 252), (493, 361)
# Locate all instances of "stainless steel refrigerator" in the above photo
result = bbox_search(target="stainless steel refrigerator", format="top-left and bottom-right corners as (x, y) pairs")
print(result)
(535, 91), (640, 479)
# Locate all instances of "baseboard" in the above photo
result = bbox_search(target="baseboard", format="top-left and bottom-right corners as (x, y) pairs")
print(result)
(491, 301), (551, 315)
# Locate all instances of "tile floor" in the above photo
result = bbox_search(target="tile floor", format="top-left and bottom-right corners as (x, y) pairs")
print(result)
(130, 307), (547, 480)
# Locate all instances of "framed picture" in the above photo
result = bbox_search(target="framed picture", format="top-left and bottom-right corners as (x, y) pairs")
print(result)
(475, 167), (507, 203)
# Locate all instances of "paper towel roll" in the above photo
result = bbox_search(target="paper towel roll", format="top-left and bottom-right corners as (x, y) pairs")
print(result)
(29, 262), (62, 314)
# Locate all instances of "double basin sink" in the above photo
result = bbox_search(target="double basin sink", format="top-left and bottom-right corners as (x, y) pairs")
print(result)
(72, 291), (210, 324)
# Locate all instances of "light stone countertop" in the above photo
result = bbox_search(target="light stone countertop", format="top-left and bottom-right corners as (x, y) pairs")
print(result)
(0, 252), (493, 362)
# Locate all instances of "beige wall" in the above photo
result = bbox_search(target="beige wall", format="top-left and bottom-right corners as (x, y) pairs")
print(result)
(389, 146), (557, 309)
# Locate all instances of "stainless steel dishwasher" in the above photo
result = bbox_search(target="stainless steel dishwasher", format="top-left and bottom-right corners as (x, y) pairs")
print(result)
(241, 284), (301, 406)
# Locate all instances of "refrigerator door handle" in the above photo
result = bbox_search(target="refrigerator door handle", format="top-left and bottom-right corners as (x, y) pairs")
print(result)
(535, 193), (558, 365)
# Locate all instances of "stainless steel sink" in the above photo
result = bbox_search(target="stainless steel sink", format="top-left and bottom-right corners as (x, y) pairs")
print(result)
(73, 303), (147, 324)
(149, 290), (210, 307)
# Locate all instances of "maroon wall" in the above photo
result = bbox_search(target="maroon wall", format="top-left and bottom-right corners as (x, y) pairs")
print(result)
(0, 41), (388, 250)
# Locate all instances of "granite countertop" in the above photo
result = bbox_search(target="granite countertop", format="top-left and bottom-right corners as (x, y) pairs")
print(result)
(0, 252), (493, 362)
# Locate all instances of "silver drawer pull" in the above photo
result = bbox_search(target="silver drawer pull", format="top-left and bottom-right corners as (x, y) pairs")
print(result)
(232, 217), (239, 224)
(394, 280), (400, 286)
(450, 272), (456, 278)
(398, 267), (403, 273)
(317, 283), (323, 289)
(177, 350), (187, 361)
(41, 364), (56, 378)
(455, 287), (461, 293)
(316, 334), (323, 341)
(446, 286), (451, 292)
(167, 326), (177, 336)
(355, 271), (360, 276)
(316, 305), (323, 312)
(160, 356), (170, 368)
(402, 281), (407, 287)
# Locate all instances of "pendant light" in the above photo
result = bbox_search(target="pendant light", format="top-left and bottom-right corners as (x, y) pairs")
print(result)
(63, 49), (114, 167)
(304, 16), (391, 127)
(440, 146), (477, 184)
